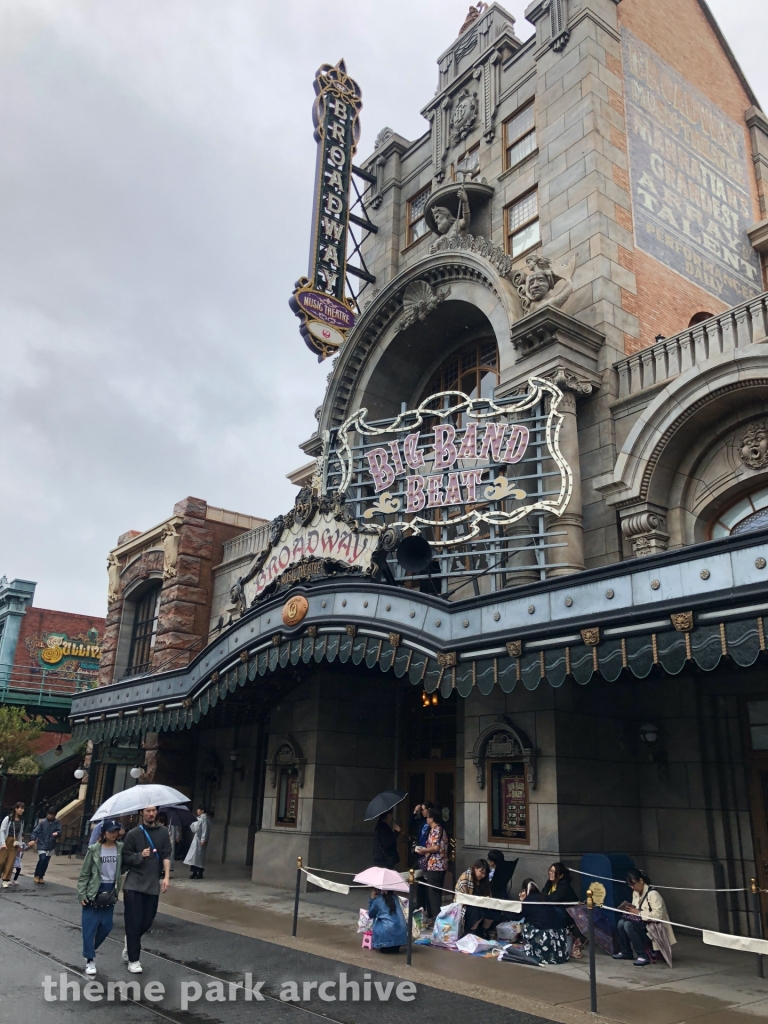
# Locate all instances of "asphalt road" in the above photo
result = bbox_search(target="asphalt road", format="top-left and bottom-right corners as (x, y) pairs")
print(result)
(0, 879), (555, 1024)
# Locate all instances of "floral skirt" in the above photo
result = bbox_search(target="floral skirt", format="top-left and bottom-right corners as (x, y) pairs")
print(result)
(522, 925), (570, 964)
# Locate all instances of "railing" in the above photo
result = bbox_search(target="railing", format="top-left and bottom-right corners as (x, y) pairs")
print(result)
(221, 522), (271, 564)
(0, 666), (98, 699)
(615, 291), (768, 399)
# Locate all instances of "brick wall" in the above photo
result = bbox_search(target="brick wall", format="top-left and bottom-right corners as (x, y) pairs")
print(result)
(12, 606), (105, 685)
(616, 0), (762, 351)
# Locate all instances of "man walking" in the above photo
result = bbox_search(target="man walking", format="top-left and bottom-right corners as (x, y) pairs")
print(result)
(0, 803), (26, 889)
(121, 805), (171, 973)
(29, 808), (62, 883)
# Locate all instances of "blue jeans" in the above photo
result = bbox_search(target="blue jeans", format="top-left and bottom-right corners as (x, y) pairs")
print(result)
(617, 916), (649, 958)
(81, 884), (115, 960)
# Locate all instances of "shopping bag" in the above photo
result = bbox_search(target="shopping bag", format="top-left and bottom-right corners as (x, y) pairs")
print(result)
(496, 920), (523, 942)
(456, 933), (494, 955)
(357, 909), (371, 934)
(431, 901), (462, 948)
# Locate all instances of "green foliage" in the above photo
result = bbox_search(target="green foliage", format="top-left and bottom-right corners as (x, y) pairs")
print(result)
(8, 755), (40, 777)
(0, 706), (44, 774)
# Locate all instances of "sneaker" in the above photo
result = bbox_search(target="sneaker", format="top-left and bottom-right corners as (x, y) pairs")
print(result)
(1, 882), (9, 889)
(11, 880), (18, 886)
(122, 941), (129, 963)
(633, 957), (650, 966)
(85, 961), (97, 977)
(127, 962), (143, 974)
(612, 952), (632, 960)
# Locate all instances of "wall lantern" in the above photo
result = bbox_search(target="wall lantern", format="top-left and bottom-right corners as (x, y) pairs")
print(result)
(74, 767), (86, 780)
(639, 722), (660, 745)
(129, 767), (143, 779)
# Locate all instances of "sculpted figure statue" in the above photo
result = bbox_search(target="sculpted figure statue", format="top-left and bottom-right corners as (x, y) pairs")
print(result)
(514, 254), (576, 315)
(431, 185), (470, 238)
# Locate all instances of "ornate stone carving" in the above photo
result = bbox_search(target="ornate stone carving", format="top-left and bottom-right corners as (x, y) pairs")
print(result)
(107, 553), (120, 604)
(306, 625), (318, 637)
(512, 255), (576, 316)
(671, 611), (694, 632)
(345, 624), (357, 637)
(437, 651), (457, 668)
(162, 523), (180, 580)
(293, 486), (314, 527)
(373, 127), (394, 150)
(271, 634), (282, 646)
(395, 280), (452, 333)
(459, 3), (487, 36)
(506, 640), (522, 658)
(267, 737), (306, 789)
(449, 88), (478, 143)
(621, 510), (670, 557)
(468, 716), (536, 789)
(432, 185), (471, 239)
(219, 581), (245, 629)
(388, 632), (401, 648)
(739, 421), (768, 469)
(580, 628), (600, 646)
(541, 366), (594, 399)
(430, 231), (513, 276)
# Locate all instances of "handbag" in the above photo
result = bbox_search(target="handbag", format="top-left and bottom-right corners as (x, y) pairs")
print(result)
(91, 887), (118, 908)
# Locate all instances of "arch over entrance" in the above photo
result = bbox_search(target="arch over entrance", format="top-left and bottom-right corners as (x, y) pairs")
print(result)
(319, 249), (520, 434)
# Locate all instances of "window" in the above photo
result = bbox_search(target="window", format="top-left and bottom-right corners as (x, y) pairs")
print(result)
(407, 185), (431, 245)
(506, 190), (540, 258)
(421, 337), (499, 404)
(489, 761), (529, 842)
(689, 311), (715, 327)
(456, 144), (480, 180)
(127, 586), (160, 675)
(711, 487), (768, 539)
(747, 701), (768, 751)
(505, 103), (536, 169)
(276, 766), (300, 826)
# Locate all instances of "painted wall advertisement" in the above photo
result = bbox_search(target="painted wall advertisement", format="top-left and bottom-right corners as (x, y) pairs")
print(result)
(621, 28), (761, 308)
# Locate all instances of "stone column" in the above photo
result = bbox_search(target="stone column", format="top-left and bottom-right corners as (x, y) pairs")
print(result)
(620, 506), (670, 557)
(546, 382), (586, 578)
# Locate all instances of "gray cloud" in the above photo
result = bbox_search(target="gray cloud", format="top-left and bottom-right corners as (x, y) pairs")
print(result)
(0, 1), (764, 613)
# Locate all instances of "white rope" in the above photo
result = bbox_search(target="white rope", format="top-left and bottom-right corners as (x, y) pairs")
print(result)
(304, 871), (351, 895)
(571, 867), (749, 893)
(703, 930), (768, 956)
(457, 892), (523, 913)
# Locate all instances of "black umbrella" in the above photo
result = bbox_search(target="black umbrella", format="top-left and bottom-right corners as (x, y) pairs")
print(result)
(364, 790), (408, 822)
(159, 805), (196, 827)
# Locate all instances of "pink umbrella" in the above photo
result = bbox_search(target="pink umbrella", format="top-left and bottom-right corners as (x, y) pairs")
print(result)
(353, 867), (410, 893)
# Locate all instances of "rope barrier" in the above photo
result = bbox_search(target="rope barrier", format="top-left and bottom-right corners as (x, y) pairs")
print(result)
(570, 867), (750, 893)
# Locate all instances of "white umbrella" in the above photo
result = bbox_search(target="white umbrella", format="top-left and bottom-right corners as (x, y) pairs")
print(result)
(91, 784), (190, 822)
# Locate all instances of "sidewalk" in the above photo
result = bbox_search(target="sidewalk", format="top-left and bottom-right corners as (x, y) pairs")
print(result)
(38, 856), (768, 1024)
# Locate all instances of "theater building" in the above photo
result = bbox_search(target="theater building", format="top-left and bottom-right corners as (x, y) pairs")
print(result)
(72, 0), (768, 936)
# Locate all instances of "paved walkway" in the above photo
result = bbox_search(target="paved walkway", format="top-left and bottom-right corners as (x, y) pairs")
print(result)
(35, 856), (768, 1024)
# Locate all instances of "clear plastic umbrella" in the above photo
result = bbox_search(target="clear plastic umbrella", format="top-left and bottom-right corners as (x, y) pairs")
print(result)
(91, 784), (189, 822)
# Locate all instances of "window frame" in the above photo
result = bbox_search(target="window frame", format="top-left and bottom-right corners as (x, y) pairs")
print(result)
(505, 188), (541, 260)
(126, 585), (161, 676)
(487, 759), (530, 844)
(504, 102), (537, 171)
(275, 765), (300, 827)
(406, 184), (432, 247)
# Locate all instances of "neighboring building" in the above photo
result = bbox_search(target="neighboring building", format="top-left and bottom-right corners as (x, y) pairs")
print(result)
(73, 0), (768, 938)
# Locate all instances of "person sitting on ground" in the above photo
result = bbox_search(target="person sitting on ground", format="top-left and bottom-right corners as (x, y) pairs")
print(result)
(542, 861), (585, 959)
(487, 849), (517, 900)
(372, 810), (401, 870)
(613, 869), (676, 966)
(29, 808), (62, 884)
(456, 858), (498, 938)
(368, 887), (408, 954)
(510, 878), (571, 964)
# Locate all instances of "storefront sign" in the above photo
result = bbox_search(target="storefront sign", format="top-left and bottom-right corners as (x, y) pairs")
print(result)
(325, 377), (572, 545)
(289, 60), (362, 361)
(622, 28), (761, 307)
(24, 629), (101, 680)
(243, 509), (378, 603)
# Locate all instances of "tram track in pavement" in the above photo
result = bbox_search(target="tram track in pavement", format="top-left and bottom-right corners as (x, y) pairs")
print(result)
(1, 886), (552, 1024)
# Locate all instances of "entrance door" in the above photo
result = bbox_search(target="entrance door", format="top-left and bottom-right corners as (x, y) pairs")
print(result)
(745, 700), (768, 929)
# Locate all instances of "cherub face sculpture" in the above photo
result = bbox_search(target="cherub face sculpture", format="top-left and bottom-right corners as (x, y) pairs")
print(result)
(432, 206), (456, 236)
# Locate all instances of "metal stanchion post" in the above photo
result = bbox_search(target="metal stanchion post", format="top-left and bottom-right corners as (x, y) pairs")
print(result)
(292, 856), (302, 937)
(751, 879), (764, 979)
(587, 888), (597, 1014)
(406, 868), (415, 967)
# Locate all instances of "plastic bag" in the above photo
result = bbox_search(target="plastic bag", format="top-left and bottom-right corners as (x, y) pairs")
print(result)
(496, 921), (523, 942)
(431, 901), (462, 949)
(456, 933), (495, 955)
(357, 909), (371, 934)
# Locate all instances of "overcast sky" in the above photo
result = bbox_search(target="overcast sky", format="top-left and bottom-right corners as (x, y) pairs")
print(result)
(0, 1), (765, 616)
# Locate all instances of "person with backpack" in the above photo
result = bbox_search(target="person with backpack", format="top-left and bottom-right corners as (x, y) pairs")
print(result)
(77, 819), (123, 976)
(120, 805), (171, 973)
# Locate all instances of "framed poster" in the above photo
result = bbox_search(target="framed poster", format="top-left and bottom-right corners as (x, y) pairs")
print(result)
(489, 760), (528, 843)
(276, 766), (300, 827)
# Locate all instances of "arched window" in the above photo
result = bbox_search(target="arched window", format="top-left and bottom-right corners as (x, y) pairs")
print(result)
(420, 337), (499, 404)
(126, 585), (161, 675)
(689, 311), (715, 327)
(711, 487), (768, 538)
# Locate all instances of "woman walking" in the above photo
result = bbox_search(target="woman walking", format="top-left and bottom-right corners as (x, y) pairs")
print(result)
(184, 806), (210, 879)
(77, 819), (123, 976)
(0, 802), (26, 888)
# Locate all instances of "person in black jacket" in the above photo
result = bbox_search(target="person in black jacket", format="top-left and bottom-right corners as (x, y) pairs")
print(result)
(372, 811), (400, 869)
(512, 879), (571, 964)
(487, 849), (518, 900)
(542, 862), (585, 958)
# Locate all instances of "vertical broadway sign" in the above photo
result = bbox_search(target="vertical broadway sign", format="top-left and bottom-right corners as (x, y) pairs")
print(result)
(290, 60), (362, 361)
